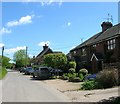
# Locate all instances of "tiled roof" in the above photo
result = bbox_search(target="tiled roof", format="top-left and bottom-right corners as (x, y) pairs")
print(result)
(70, 23), (120, 51)
(36, 48), (53, 58)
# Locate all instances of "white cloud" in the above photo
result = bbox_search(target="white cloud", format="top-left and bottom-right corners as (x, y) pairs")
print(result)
(59, 0), (62, 6)
(0, 27), (11, 35)
(67, 22), (71, 27)
(41, 0), (62, 6)
(62, 21), (71, 28)
(0, 43), (4, 48)
(21, 0), (38, 2)
(9, 60), (16, 64)
(29, 54), (33, 58)
(4, 46), (26, 54)
(38, 41), (50, 47)
(7, 15), (34, 27)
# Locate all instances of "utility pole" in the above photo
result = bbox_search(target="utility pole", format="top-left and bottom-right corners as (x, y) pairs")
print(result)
(26, 46), (28, 68)
(2, 46), (4, 58)
(1, 46), (4, 67)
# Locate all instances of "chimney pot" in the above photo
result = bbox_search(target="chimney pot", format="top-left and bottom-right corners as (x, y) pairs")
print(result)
(43, 44), (48, 50)
(101, 22), (113, 32)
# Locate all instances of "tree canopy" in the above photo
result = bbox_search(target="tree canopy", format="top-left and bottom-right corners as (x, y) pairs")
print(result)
(0, 55), (10, 67)
(13, 49), (30, 68)
(43, 53), (67, 70)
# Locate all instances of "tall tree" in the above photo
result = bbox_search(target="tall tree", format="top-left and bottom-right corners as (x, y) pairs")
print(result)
(0, 55), (10, 67)
(13, 50), (30, 68)
(43, 53), (67, 70)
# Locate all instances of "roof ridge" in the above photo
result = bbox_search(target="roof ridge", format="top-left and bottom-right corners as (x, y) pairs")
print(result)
(70, 23), (120, 51)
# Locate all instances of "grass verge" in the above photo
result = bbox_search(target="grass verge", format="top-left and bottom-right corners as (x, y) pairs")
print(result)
(0, 67), (7, 80)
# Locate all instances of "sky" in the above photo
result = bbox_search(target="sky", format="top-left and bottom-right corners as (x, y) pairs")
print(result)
(0, 1), (119, 61)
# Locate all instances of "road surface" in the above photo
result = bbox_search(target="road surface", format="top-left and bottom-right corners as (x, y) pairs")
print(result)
(2, 69), (70, 102)
(0, 80), (2, 103)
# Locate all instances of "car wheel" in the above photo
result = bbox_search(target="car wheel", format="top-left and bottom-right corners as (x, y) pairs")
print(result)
(33, 74), (35, 78)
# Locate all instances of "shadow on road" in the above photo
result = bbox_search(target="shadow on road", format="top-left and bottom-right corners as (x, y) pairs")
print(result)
(29, 76), (57, 82)
(99, 96), (120, 103)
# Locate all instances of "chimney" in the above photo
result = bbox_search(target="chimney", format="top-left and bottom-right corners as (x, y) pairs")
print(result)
(43, 44), (48, 51)
(101, 22), (113, 32)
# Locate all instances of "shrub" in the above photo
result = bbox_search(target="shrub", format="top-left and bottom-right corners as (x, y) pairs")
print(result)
(61, 74), (68, 80)
(78, 73), (84, 81)
(95, 69), (118, 88)
(68, 73), (76, 82)
(79, 68), (88, 76)
(73, 77), (81, 82)
(68, 61), (76, 69)
(43, 53), (67, 70)
(69, 68), (75, 74)
(81, 80), (95, 90)
(0, 67), (7, 80)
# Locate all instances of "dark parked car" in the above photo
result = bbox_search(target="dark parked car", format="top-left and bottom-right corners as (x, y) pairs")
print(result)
(20, 67), (26, 73)
(33, 66), (52, 79)
(24, 67), (34, 75)
(50, 69), (63, 76)
(85, 74), (97, 80)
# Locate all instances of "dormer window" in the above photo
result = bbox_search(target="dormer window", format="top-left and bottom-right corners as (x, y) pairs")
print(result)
(107, 39), (116, 50)
(93, 44), (96, 47)
(81, 48), (86, 56)
(74, 51), (76, 54)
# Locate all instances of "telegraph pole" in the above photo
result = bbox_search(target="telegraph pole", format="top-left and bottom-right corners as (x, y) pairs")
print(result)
(2, 46), (4, 58)
(26, 46), (28, 68)
(1, 46), (4, 67)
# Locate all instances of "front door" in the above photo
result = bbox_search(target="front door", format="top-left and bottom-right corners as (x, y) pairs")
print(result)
(92, 57), (98, 73)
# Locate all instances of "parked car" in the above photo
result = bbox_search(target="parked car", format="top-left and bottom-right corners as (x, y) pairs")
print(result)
(20, 67), (26, 73)
(85, 74), (97, 80)
(50, 69), (63, 76)
(33, 66), (52, 79)
(24, 67), (34, 75)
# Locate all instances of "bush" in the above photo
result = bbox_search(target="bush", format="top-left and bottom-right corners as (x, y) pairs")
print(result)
(73, 77), (81, 82)
(43, 53), (67, 70)
(78, 73), (84, 81)
(81, 80), (95, 90)
(69, 68), (75, 74)
(61, 74), (68, 80)
(95, 69), (118, 89)
(79, 68), (88, 76)
(61, 73), (82, 82)
(68, 73), (76, 82)
(68, 61), (76, 69)
(0, 67), (7, 80)
(68, 76), (75, 82)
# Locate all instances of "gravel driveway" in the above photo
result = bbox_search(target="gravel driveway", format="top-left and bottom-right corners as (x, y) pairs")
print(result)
(42, 79), (119, 102)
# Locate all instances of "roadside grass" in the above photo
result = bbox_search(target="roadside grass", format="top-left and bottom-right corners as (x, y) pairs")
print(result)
(0, 67), (7, 80)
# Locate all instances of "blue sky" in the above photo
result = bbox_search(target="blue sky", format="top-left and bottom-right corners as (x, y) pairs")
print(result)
(0, 1), (118, 60)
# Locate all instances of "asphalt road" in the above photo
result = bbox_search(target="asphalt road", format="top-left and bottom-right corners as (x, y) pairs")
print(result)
(2, 69), (70, 102)
(0, 80), (2, 103)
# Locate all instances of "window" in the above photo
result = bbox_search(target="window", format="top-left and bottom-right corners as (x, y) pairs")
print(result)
(81, 48), (86, 56)
(74, 51), (76, 54)
(107, 39), (116, 50)
(93, 44), (96, 47)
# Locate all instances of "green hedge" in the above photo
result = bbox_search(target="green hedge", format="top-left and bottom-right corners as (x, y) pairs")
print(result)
(0, 67), (7, 80)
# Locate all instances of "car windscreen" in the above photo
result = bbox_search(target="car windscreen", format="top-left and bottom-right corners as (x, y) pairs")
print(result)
(27, 68), (33, 70)
(40, 68), (49, 72)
